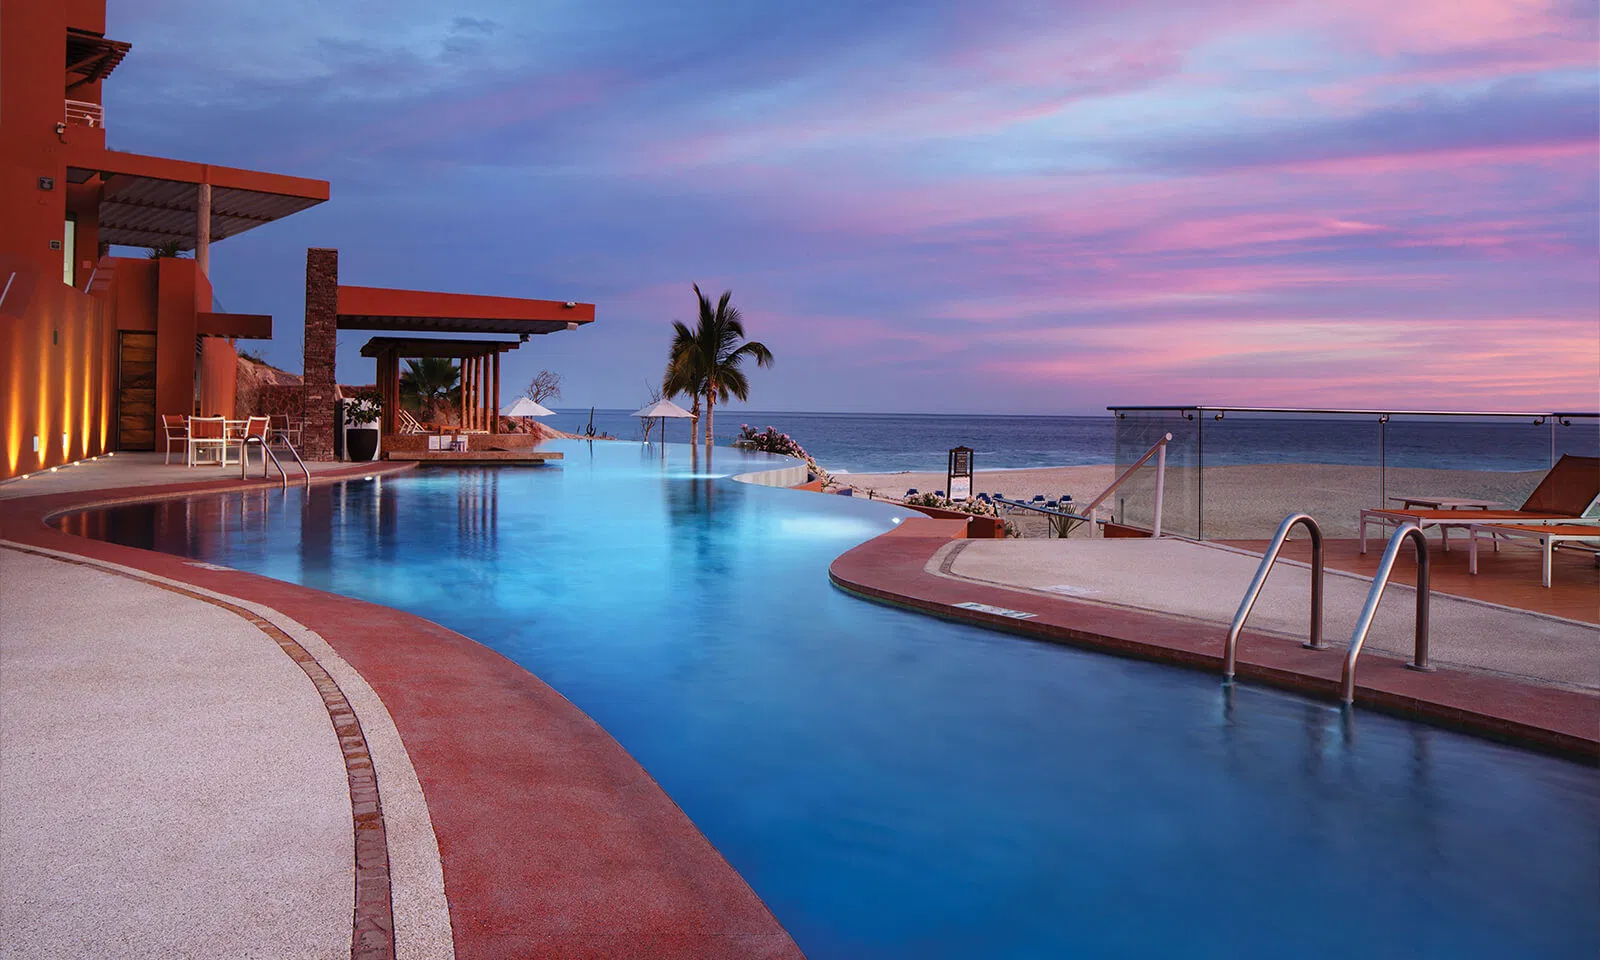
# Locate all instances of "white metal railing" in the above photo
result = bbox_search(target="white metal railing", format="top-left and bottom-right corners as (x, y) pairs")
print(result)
(1084, 432), (1172, 537)
(65, 99), (104, 128)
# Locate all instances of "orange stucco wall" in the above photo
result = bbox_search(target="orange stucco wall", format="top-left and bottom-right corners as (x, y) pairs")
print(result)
(153, 256), (211, 418)
(0, 259), (116, 480)
(198, 338), (239, 418)
(1, 1), (117, 479)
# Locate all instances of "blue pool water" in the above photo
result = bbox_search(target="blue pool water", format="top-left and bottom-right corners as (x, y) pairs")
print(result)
(71, 441), (1598, 958)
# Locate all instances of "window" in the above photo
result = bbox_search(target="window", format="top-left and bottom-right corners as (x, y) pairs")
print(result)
(63, 216), (77, 286)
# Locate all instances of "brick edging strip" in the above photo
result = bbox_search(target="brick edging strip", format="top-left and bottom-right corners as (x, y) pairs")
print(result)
(2, 543), (395, 959)
(829, 533), (1600, 764)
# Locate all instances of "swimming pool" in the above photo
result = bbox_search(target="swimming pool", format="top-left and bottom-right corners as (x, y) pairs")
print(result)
(71, 441), (1598, 958)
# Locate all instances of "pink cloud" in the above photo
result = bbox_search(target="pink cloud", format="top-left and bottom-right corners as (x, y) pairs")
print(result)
(980, 316), (1600, 409)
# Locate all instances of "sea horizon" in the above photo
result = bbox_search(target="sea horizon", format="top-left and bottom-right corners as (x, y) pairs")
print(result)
(548, 407), (1600, 475)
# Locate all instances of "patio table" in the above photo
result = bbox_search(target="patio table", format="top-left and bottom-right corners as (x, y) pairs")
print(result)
(1388, 496), (1505, 511)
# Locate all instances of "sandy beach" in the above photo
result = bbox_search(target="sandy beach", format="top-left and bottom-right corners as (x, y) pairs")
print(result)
(841, 464), (1547, 540)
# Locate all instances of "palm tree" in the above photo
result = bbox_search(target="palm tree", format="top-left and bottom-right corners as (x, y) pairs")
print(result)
(663, 323), (706, 444)
(663, 284), (773, 447)
(399, 357), (460, 422)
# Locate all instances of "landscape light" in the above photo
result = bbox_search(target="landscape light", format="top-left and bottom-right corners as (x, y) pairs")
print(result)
(50, 467), (58, 472)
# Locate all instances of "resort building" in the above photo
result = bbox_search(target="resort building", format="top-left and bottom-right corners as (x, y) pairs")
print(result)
(0, 0), (326, 480)
(0, 0), (592, 479)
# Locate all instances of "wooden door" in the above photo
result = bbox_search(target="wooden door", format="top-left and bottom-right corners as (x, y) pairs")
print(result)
(117, 332), (157, 450)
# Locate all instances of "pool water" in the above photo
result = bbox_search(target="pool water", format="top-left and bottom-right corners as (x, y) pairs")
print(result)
(72, 441), (1599, 958)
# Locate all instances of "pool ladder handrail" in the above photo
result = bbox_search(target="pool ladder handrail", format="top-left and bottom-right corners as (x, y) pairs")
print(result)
(241, 429), (312, 488)
(1341, 522), (1432, 704)
(1224, 512), (1325, 681)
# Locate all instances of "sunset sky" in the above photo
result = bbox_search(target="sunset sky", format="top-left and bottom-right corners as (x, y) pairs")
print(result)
(106, 0), (1598, 414)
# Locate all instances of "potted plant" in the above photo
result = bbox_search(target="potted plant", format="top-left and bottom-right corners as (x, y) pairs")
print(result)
(344, 394), (382, 461)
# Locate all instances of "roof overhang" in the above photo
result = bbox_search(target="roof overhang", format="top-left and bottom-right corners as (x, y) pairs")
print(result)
(66, 29), (131, 91)
(65, 145), (329, 250)
(197, 312), (272, 340)
(359, 337), (523, 359)
(336, 285), (595, 335)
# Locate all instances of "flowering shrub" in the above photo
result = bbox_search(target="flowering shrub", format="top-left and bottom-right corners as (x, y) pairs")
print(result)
(735, 425), (807, 458)
(903, 492), (1019, 537)
(735, 424), (831, 484)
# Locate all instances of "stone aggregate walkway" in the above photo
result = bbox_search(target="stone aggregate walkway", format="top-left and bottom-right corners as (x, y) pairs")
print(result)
(1, 548), (357, 958)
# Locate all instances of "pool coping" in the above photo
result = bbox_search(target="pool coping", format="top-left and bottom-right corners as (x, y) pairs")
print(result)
(0, 461), (805, 960)
(828, 520), (1599, 764)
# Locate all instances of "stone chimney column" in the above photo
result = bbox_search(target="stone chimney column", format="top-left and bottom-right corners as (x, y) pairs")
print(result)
(302, 248), (339, 460)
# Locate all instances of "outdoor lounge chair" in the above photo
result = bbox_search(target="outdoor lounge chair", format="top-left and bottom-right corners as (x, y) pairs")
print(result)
(1359, 454), (1600, 553)
(1468, 522), (1600, 588)
(396, 408), (429, 435)
(161, 414), (188, 464)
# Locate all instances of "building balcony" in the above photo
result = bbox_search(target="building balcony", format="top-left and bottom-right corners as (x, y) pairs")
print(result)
(65, 99), (104, 129)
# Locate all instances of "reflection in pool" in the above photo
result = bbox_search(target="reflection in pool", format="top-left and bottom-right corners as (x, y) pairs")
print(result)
(63, 440), (1600, 959)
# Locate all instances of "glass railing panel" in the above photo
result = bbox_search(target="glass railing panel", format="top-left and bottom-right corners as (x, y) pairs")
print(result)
(1553, 414), (1600, 475)
(1110, 408), (1199, 539)
(1197, 411), (1381, 541)
(1381, 414), (1559, 517)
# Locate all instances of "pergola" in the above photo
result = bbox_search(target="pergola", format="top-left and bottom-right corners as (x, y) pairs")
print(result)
(66, 145), (329, 275)
(300, 247), (596, 461)
(359, 337), (522, 436)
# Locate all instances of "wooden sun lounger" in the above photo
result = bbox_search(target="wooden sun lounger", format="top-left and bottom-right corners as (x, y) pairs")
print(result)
(396, 408), (428, 435)
(1360, 454), (1599, 553)
(1468, 522), (1600, 588)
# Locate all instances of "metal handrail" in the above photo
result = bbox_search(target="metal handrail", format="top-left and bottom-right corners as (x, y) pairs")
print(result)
(1223, 513), (1324, 680)
(276, 432), (312, 484)
(240, 429), (311, 487)
(1341, 522), (1432, 704)
(992, 497), (1091, 538)
(1087, 432), (1172, 537)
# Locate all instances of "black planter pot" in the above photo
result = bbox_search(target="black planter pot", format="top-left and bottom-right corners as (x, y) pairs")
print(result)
(346, 427), (379, 462)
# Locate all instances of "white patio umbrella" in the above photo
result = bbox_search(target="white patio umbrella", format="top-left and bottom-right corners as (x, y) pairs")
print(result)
(630, 398), (696, 444)
(500, 397), (555, 418)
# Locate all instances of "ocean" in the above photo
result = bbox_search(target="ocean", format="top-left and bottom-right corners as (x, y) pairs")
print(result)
(548, 409), (1599, 475)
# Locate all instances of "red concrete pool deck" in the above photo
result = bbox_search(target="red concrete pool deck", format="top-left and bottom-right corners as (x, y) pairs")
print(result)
(831, 519), (1599, 763)
(0, 465), (803, 960)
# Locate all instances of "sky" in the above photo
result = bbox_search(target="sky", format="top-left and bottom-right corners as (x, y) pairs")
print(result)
(104, 0), (1598, 415)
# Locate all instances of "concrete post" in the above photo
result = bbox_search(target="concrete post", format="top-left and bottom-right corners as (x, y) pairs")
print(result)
(195, 183), (211, 277)
(302, 248), (338, 460)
